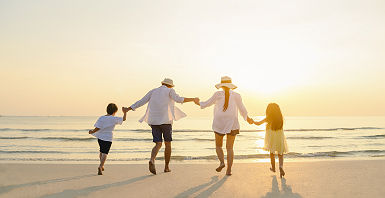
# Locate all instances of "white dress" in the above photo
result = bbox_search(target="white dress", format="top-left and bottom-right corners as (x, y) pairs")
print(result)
(200, 90), (248, 134)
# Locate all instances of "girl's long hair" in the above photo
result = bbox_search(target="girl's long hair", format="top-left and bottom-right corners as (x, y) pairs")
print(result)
(266, 103), (283, 130)
(222, 87), (230, 112)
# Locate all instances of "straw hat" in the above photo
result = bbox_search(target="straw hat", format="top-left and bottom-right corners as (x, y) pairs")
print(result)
(161, 78), (175, 87)
(215, 76), (237, 89)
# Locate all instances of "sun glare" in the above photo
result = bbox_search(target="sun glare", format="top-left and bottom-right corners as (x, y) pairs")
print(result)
(209, 39), (316, 95)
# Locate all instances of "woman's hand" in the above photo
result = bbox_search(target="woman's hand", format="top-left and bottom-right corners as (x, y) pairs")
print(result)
(247, 117), (254, 124)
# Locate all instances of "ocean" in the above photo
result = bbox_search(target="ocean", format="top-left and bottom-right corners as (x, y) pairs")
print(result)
(0, 116), (384, 163)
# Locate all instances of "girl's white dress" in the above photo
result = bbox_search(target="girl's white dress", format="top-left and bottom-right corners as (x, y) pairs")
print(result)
(264, 128), (288, 154)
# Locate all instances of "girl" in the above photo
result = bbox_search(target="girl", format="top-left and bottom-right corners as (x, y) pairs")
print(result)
(252, 103), (288, 178)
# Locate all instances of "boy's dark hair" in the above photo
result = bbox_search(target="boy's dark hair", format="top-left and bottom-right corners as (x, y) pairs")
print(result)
(106, 103), (118, 115)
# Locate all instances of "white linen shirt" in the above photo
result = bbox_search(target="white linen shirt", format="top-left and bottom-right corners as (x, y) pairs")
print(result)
(130, 85), (186, 125)
(200, 90), (248, 134)
(92, 115), (123, 142)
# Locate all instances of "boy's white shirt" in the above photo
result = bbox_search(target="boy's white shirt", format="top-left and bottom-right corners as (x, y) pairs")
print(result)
(92, 115), (123, 142)
(130, 85), (186, 125)
(200, 90), (248, 134)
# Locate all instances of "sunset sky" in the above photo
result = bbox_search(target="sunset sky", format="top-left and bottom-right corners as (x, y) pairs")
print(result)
(1, 0), (384, 117)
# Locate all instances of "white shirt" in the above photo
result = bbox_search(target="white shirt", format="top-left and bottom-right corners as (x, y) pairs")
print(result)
(130, 85), (186, 125)
(92, 115), (123, 142)
(200, 90), (248, 134)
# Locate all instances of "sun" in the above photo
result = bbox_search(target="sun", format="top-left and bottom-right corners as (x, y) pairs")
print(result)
(232, 63), (309, 95)
(208, 39), (316, 95)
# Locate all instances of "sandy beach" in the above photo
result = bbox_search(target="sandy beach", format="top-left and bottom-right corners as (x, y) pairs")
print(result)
(0, 160), (384, 198)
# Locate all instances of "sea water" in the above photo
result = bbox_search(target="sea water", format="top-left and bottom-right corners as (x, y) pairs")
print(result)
(0, 116), (384, 163)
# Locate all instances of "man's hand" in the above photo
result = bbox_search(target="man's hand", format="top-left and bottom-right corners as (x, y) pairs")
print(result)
(122, 107), (132, 112)
(122, 107), (128, 113)
(193, 98), (200, 106)
(88, 130), (94, 134)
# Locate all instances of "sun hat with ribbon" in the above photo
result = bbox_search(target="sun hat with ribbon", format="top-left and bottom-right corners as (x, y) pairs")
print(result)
(161, 78), (175, 87)
(215, 76), (237, 89)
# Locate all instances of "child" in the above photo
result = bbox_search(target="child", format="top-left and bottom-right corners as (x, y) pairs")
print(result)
(89, 103), (127, 175)
(250, 103), (288, 178)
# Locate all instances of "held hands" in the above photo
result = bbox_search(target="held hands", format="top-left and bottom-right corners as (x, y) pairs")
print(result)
(247, 117), (254, 125)
(193, 97), (200, 106)
(122, 107), (132, 113)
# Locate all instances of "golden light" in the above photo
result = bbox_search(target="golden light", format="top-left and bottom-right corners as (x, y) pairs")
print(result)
(207, 37), (318, 95)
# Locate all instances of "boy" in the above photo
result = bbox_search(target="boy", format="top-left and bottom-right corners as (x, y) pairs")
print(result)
(89, 103), (127, 175)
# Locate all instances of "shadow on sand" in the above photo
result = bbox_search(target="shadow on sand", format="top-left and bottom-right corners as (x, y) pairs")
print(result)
(175, 175), (228, 198)
(261, 176), (302, 198)
(0, 174), (95, 195)
(39, 175), (152, 198)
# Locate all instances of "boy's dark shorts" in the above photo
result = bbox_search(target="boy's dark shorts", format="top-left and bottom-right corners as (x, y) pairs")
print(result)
(98, 139), (112, 154)
(150, 124), (172, 142)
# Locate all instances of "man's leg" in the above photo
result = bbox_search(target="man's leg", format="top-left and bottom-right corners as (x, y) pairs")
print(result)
(149, 125), (163, 174)
(164, 141), (171, 172)
(162, 124), (173, 172)
(150, 142), (162, 164)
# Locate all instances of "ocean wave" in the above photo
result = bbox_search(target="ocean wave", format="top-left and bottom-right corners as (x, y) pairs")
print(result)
(285, 127), (383, 132)
(286, 136), (333, 140)
(0, 127), (382, 133)
(1, 150), (384, 161)
(0, 134), (382, 142)
(359, 134), (385, 139)
(0, 136), (29, 139)
(0, 150), (70, 154)
(40, 137), (95, 141)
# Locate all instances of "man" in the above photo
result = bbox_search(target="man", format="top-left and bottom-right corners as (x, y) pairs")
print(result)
(124, 78), (199, 174)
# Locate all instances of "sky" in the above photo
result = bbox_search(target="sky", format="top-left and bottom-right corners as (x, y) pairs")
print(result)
(0, 0), (384, 117)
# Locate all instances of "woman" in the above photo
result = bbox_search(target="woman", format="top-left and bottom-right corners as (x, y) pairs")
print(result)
(198, 76), (252, 175)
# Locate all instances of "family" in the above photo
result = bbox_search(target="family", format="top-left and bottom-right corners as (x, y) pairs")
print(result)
(88, 76), (288, 178)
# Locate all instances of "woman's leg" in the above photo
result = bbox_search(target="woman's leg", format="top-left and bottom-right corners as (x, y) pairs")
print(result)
(226, 134), (236, 175)
(215, 133), (225, 170)
(270, 153), (276, 172)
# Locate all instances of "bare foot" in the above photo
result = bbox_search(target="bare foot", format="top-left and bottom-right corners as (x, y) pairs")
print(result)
(279, 167), (285, 178)
(102, 166), (105, 171)
(270, 167), (275, 172)
(164, 167), (171, 173)
(216, 164), (225, 172)
(149, 161), (156, 175)
(226, 168), (232, 176)
(98, 167), (103, 175)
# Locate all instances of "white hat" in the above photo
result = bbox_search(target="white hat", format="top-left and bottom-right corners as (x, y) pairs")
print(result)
(215, 76), (237, 89)
(161, 78), (175, 87)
